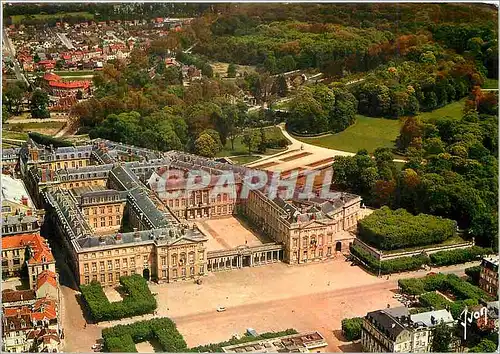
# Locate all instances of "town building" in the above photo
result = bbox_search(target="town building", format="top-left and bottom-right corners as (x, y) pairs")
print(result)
(221, 331), (328, 353)
(2, 297), (61, 353)
(479, 256), (499, 297)
(2, 174), (36, 217)
(1, 233), (56, 289)
(361, 307), (455, 353)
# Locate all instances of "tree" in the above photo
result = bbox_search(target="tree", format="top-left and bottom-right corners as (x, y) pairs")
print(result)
(431, 321), (452, 352)
(272, 75), (288, 97)
(4, 81), (26, 115)
(397, 117), (423, 152)
(194, 133), (218, 158)
(30, 89), (50, 118)
(2, 104), (10, 123)
(257, 126), (267, 153)
(242, 129), (259, 155)
(227, 63), (237, 78)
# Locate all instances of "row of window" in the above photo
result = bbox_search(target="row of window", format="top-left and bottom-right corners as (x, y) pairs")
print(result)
(292, 248), (333, 260)
(84, 205), (122, 215)
(91, 216), (121, 228)
(81, 246), (200, 260)
(83, 266), (205, 284)
(83, 257), (142, 272)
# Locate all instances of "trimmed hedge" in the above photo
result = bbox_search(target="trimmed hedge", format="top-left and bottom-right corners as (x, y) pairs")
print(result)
(403, 274), (487, 320)
(418, 291), (451, 310)
(189, 329), (298, 352)
(28, 132), (73, 147)
(103, 318), (187, 353)
(80, 274), (157, 322)
(341, 317), (363, 341)
(465, 266), (482, 285)
(358, 207), (457, 250)
(430, 247), (492, 266)
(350, 244), (428, 275)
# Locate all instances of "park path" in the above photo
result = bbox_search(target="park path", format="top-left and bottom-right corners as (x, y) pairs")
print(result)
(246, 124), (406, 169)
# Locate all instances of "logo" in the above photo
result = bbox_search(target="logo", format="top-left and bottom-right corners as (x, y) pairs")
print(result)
(459, 306), (487, 340)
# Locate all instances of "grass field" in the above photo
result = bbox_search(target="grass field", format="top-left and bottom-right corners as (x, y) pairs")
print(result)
(2, 130), (29, 141)
(5, 122), (66, 136)
(416, 99), (466, 122)
(294, 115), (401, 154)
(11, 12), (94, 24)
(293, 99), (467, 154)
(483, 78), (499, 90)
(217, 126), (290, 157)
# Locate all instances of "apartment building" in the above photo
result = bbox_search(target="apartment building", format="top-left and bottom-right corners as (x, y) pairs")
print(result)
(1, 233), (56, 289)
(479, 256), (499, 297)
(361, 307), (455, 353)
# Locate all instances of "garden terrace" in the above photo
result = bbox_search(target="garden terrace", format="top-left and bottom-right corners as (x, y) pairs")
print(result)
(358, 207), (458, 251)
(80, 274), (157, 322)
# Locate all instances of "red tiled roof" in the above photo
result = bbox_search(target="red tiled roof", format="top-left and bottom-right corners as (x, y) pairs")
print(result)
(2, 289), (37, 303)
(36, 270), (57, 289)
(37, 60), (56, 65)
(43, 72), (62, 82)
(49, 80), (90, 89)
(2, 233), (55, 264)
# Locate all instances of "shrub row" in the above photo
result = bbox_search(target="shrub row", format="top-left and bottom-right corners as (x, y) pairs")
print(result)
(80, 274), (157, 322)
(351, 243), (492, 275)
(430, 247), (492, 266)
(358, 207), (457, 250)
(103, 318), (187, 353)
(341, 317), (363, 341)
(418, 291), (452, 310)
(415, 291), (479, 320)
(398, 273), (493, 301)
(350, 244), (428, 275)
(28, 132), (73, 147)
(189, 329), (298, 352)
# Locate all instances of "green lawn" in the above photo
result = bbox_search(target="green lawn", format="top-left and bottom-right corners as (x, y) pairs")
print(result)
(294, 115), (402, 154)
(2, 130), (28, 141)
(293, 99), (467, 154)
(6, 122), (66, 132)
(416, 99), (466, 122)
(11, 12), (94, 24)
(217, 126), (290, 157)
(482, 78), (498, 89)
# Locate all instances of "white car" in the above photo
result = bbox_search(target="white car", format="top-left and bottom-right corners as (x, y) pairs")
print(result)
(216, 306), (226, 312)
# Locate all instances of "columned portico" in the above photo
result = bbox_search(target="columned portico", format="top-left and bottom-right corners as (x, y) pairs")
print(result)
(207, 244), (283, 272)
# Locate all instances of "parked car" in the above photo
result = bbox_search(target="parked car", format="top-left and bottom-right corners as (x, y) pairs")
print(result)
(216, 306), (226, 312)
(246, 328), (258, 337)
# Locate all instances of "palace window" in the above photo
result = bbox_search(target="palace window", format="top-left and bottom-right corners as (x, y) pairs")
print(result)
(190, 266), (195, 276)
(181, 268), (186, 277)
(173, 269), (178, 278)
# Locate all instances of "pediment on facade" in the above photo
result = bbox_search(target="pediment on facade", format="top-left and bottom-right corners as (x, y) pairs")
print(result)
(169, 236), (202, 246)
(300, 220), (329, 229)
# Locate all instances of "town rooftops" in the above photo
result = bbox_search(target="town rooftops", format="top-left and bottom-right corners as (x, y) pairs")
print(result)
(36, 270), (57, 290)
(43, 72), (62, 82)
(49, 80), (90, 89)
(410, 309), (454, 328)
(2, 174), (35, 208)
(2, 289), (37, 304)
(221, 331), (327, 353)
(482, 255), (499, 269)
(365, 306), (410, 341)
(2, 233), (54, 265)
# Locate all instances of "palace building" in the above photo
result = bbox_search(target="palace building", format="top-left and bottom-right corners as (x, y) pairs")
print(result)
(16, 138), (364, 286)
